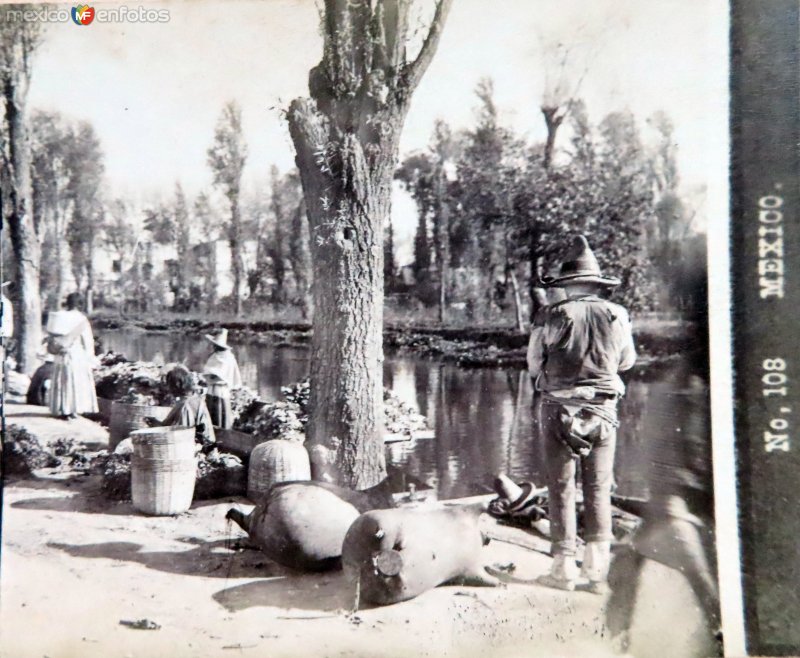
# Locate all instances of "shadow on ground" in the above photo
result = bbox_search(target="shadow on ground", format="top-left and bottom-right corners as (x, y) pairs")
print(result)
(47, 539), (281, 579)
(213, 571), (352, 613)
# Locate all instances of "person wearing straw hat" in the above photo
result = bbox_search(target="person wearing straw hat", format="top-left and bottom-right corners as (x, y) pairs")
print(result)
(202, 328), (242, 429)
(47, 292), (99, 419)
(527, 234), (636, 594)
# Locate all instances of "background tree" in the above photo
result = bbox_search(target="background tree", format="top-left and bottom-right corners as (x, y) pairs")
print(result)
(396, 120), (460, 321)
(1, 12), (43, 373)
(523, 107), (656, 310)
(208, 101), (248, 315)
(172, 182), (190, 296)
(266, 166), (289, 305)
(646, 112), (703, 310)
(396, 152), (436, 304)
(538, 37), (589, 171)
(101, 198), (138, 309)
(30, 111), (72, 309)
(288, 0), (453, 488)
(383, 214), (397, 292)
(288, 196), (312, 319)
(193, 191), (219, 244)
(192, 191), (220, 310)
(245, 190), (271, 301)
(102, 199), (137, 263)
(65, 121), (104, 312)
(142, 202), (174, 246)
(455, 79), (528, 328)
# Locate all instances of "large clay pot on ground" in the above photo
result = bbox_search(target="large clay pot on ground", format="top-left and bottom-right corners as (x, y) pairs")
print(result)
(226, 480), (397, 572)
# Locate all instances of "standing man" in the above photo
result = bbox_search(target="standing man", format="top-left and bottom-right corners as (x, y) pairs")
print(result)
(527, 235), (636, 594)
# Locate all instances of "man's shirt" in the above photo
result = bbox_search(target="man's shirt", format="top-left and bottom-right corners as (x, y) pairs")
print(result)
(527, 294), (636, 397)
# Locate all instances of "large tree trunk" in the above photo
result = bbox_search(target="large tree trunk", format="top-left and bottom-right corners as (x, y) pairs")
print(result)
(288, 0), (453, 489)
(307, 189), (387, 489)
(3, 78), (41, 375)
(290, 103), (397, 489)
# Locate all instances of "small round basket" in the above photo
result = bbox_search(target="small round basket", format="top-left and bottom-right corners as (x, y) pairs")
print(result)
(247, 440), (311, 502)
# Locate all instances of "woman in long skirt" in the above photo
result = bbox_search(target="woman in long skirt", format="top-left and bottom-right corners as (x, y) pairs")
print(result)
(48, 293), (99, 419)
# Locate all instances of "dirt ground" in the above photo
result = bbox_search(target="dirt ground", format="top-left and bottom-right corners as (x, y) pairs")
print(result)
(0, 404), (714, 658)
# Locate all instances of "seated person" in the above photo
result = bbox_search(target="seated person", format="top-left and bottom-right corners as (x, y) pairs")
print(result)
(155, 365), (216, 450)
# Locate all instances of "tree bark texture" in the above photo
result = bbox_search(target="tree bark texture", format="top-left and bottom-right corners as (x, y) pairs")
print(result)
(2, 74), (41, 374)
(288, 0), (452, 489)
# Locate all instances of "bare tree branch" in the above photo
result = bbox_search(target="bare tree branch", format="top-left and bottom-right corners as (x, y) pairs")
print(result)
(402, 0), (453, 92)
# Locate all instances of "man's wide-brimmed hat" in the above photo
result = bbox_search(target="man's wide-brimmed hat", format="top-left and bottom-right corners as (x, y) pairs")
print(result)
(540, 234), (621, 288)
(204, 328), (230, 350)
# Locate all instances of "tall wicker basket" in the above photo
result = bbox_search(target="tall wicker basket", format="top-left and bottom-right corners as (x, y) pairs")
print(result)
(108, 401), (172, 451)
(247, 440), (311, 502)
(130, 427), (197, 516)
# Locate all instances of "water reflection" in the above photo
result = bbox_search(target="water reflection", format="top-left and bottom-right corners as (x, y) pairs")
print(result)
(99, 330), (657, 499)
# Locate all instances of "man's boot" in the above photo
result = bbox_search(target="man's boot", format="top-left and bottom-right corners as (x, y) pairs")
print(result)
(581, 541), (611, 595)
(537, 554), (578, 591)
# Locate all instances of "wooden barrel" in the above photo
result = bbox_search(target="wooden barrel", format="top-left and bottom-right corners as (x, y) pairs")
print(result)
(247, 440), (310, 502)
(130, 427), (196, 516)
(108, 401), (172, 451)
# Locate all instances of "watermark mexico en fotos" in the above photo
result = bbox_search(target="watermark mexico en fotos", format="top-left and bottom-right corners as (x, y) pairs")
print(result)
(5, 5), (170, 25)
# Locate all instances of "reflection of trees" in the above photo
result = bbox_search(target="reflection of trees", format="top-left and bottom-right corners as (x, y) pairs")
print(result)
(413, 361), (431, 419)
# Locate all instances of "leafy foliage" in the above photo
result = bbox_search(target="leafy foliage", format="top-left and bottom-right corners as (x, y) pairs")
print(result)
(400, 84), (680, 317)
(29, 111), (104, 307)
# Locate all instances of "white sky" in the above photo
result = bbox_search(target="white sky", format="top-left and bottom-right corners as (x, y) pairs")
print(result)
(25, 0), (728, 263)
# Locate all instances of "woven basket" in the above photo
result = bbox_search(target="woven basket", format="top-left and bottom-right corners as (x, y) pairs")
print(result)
(131, 454), (196, 516)
(130, 426), (196, 460)
(108, 401), (172, 451)
(247, 440), (311, 502)
(215, 428), (262, 461)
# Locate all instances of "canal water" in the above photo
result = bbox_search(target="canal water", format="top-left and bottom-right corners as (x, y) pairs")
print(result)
(98, 329), (655, 499)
